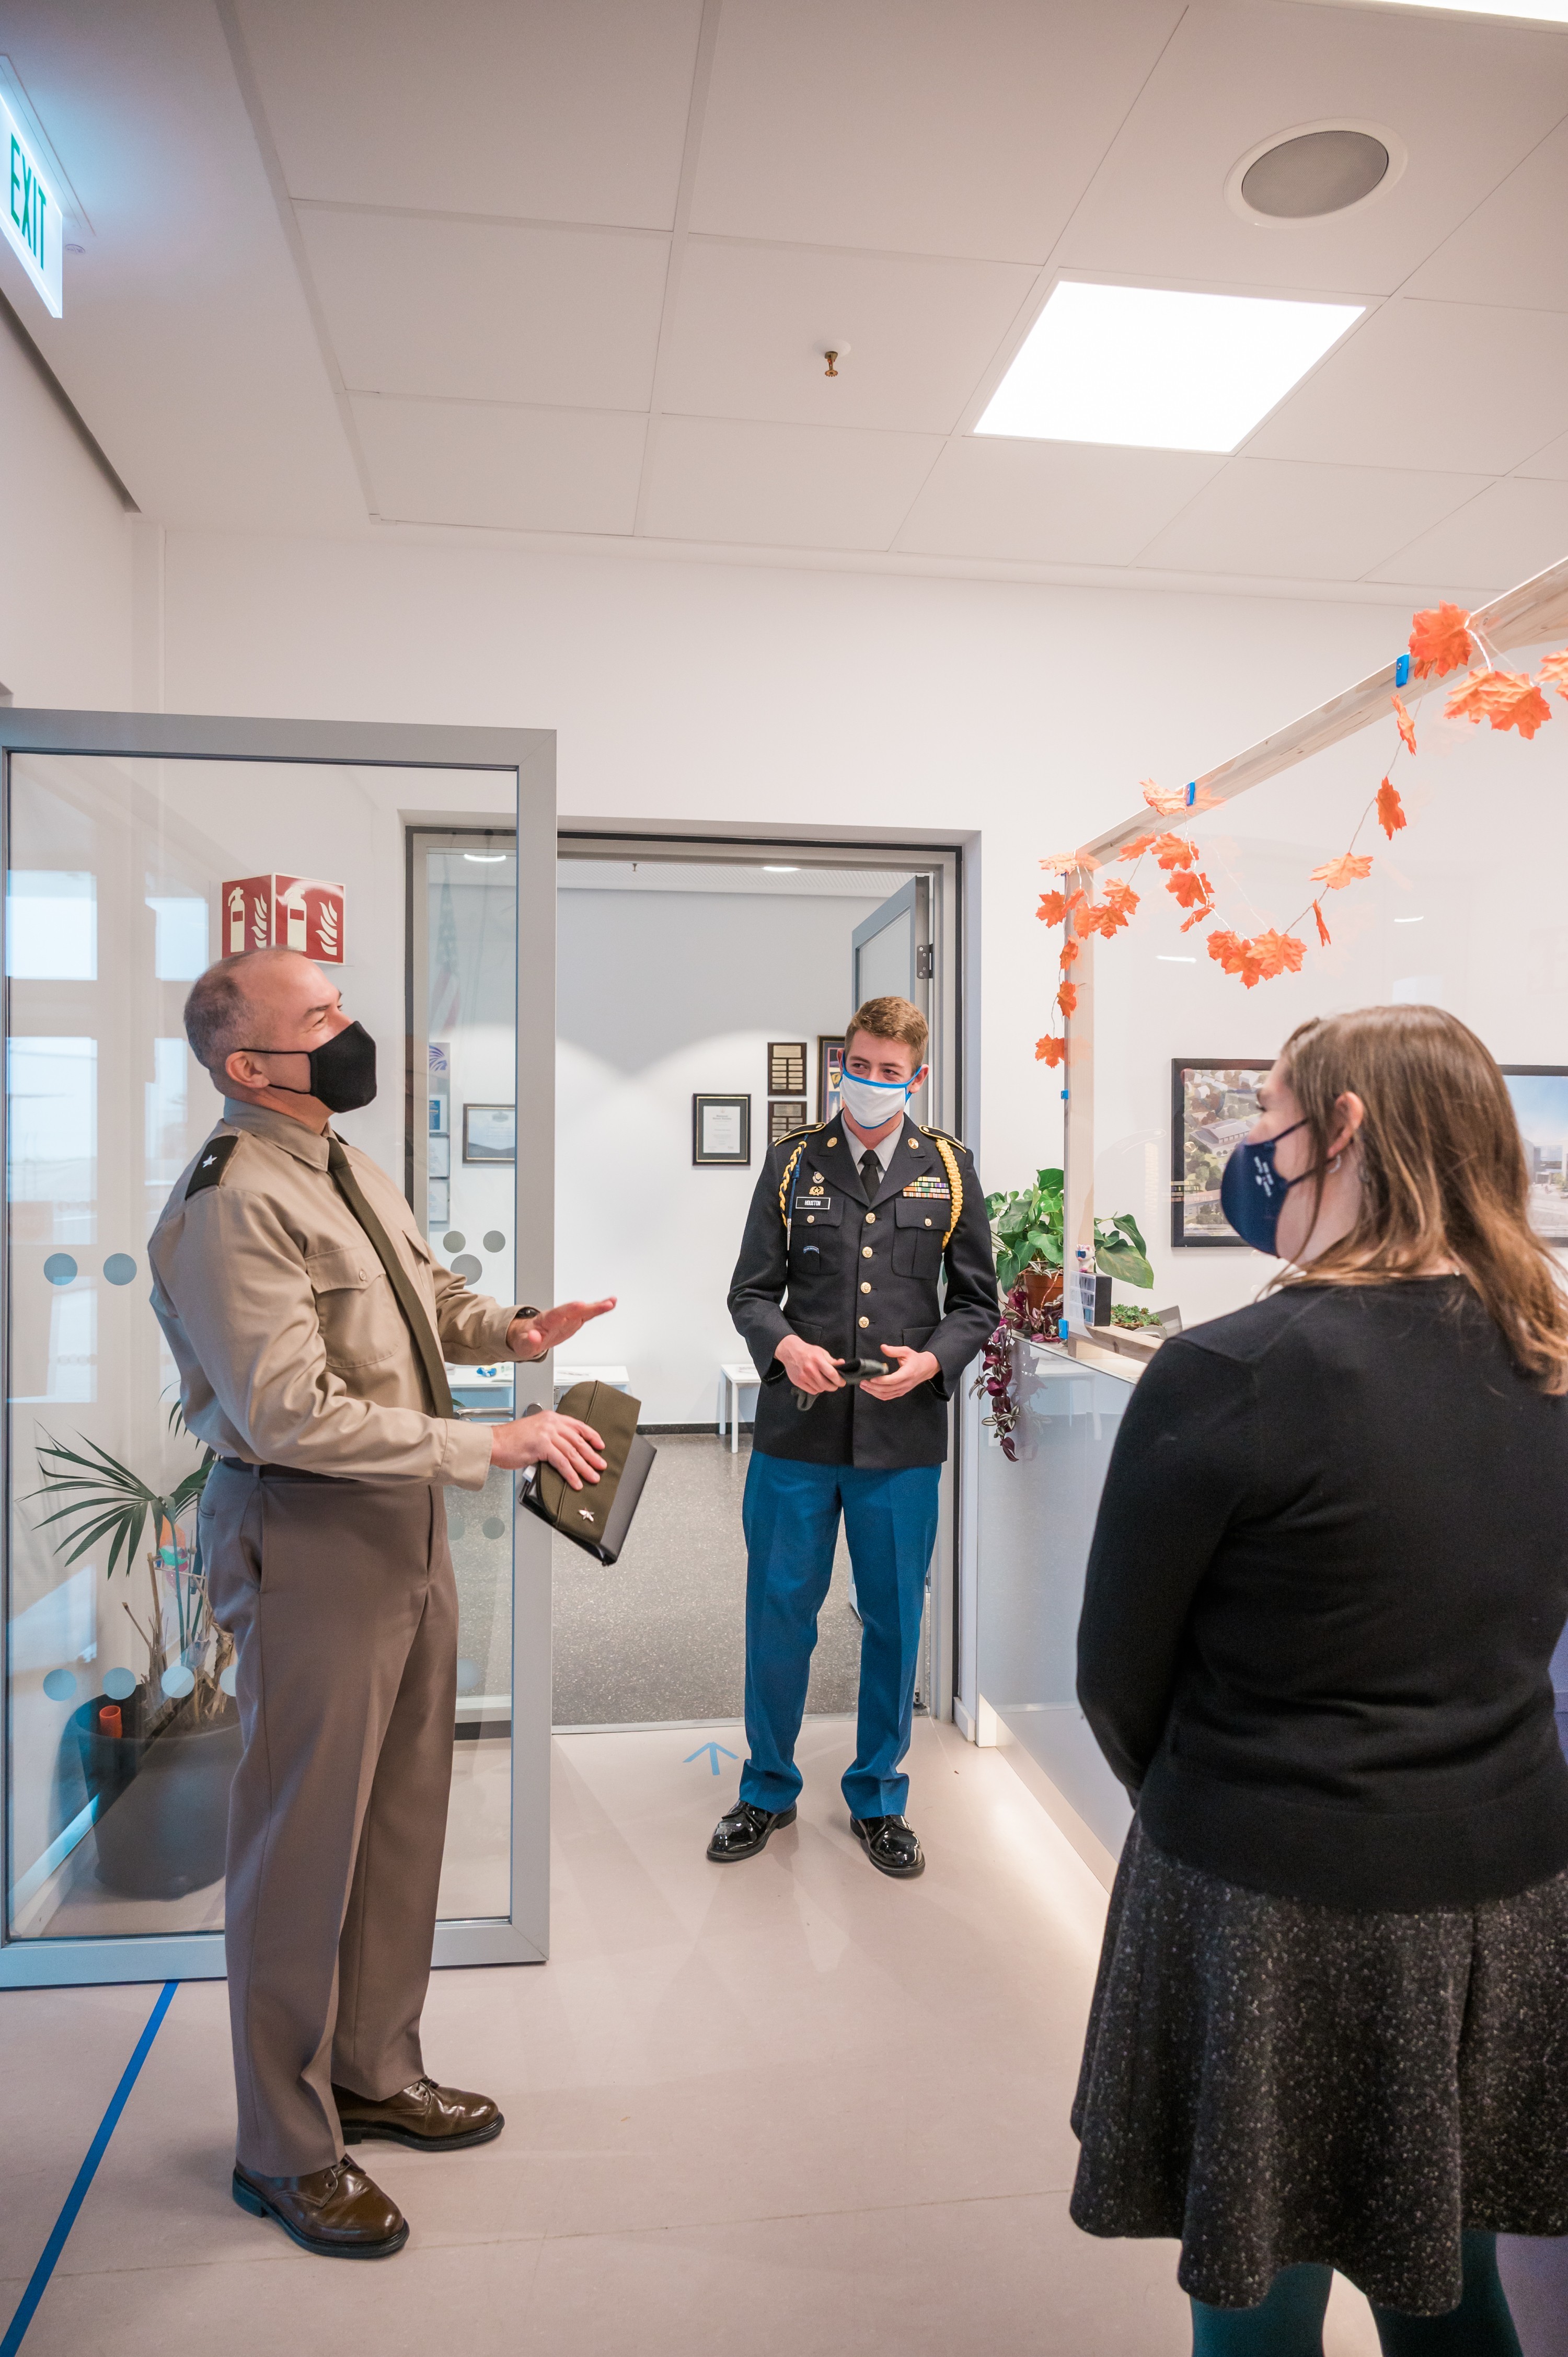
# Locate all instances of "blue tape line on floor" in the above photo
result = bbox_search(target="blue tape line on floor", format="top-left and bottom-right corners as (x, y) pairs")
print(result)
(0, 1980), (178, 2357)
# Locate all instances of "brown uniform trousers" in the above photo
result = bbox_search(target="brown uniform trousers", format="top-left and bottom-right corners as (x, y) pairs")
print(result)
(201, 1461), (458, 2177)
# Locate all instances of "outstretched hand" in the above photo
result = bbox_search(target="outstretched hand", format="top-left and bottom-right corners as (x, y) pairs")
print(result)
(508, 1297), (617, 1360)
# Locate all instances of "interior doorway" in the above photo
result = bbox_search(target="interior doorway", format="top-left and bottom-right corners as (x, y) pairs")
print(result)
(551, 836), (962, 1735)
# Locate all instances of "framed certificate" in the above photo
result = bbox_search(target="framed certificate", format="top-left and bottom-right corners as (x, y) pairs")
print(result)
(694, 1094), (751, 1165)
(769, 1099), (808, 1145)
(463, 1102), (516, 1163)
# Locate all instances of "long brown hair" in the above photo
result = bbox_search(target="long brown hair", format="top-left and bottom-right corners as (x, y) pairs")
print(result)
(1276, 1005), (1568, 1394)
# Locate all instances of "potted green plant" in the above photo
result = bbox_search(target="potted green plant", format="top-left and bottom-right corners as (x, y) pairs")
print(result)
(976, 1171), (1155, 1457)
(29, 1420), (240, 1900)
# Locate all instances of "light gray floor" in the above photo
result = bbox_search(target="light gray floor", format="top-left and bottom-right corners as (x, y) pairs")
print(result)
(551, 1431), (864, 1726)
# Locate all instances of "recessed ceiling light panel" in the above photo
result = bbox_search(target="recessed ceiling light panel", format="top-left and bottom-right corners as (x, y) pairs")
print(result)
(1227, 119), (1407, 227)
(974, 281), (1365, 454)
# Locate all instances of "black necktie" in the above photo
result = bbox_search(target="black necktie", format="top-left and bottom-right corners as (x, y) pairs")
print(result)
(326, 1137), (456, 1420)
(860, 1147), (881, 1200)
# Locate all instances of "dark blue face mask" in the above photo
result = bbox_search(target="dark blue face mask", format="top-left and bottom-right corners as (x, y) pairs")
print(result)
(1219, 1118), (1315, 1256)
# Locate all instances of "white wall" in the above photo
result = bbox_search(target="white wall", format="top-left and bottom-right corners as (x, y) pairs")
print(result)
(557, 882), (879, 1421)
(157, 531), (1408, 1205)
(0, 309), (133, 708)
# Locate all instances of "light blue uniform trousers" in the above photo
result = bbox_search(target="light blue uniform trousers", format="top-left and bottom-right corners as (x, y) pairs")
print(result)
(737, 1451), (941, 1820)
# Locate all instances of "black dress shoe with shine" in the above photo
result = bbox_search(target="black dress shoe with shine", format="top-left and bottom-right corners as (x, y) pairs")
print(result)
(707, 1800), (797, 1861)
(850, 1814), (925, 1878)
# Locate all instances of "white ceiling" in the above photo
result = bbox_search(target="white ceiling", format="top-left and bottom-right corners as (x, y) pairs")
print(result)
(4, 0), (1568, 599)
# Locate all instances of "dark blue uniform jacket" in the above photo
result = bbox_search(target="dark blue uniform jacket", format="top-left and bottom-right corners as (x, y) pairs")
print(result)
(728, 1116), (1000, 1468)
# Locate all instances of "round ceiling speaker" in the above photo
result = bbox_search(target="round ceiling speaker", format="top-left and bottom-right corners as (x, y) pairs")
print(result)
(1226, 120), (1406, 227)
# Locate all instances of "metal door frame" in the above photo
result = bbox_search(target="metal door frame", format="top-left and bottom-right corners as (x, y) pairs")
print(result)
(557, 829), (965, 1724)
(0, 710), (555, 1988)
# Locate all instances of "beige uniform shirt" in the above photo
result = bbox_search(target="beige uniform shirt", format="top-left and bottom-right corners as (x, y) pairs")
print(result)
(148, 1100), (525, 1489)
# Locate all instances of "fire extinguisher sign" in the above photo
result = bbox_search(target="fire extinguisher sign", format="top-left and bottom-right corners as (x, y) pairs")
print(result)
(220, 876), (347, 965)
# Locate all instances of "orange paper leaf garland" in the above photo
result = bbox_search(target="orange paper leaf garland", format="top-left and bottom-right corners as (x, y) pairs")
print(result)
(1037, 890), (1067, 925)
(1312, 900), (1331, 948)
(1034, 1034), (1066, 1068)
(1539, 649), (1568, 700)
(1446, 669), (1552, 739)
(1059, 937), (1080, 968)
(1151, 833), (1196, 870)
(1102, 878), (1140, 920)
(1167, 867), (1213, 912)
(1115, 831), (1159, 863)
(1310, 852), (1374, 891)
(1253, 929), (1306, 980)
(1376, 777), (1406, 839)
(1057, 981), (1079, 1018)
(1040, 849), (1099, 873)
(1409, 603), (1473, 680)
(1143, 779), (1220, 816)
(1392, 693), (1417, 756)
(1207, 929), (1265, 989)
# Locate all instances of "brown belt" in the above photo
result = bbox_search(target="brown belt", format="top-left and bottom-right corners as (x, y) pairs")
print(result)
(216, 1458), (350, 1484)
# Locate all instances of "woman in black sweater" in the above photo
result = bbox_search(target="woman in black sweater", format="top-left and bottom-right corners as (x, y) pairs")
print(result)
(1071, 1006), (1568, 2355)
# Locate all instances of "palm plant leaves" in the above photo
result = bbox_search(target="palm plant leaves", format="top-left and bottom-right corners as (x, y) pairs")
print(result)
(26, 1432), (213, 1579)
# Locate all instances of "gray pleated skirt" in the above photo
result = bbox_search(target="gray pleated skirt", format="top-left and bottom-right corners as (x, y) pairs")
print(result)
(1070, 1818), (1568, 2315)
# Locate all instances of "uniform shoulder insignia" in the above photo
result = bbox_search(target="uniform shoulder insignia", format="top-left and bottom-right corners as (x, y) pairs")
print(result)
(920, 1124), (970, 1154)
(186, 1135), (240, 1198)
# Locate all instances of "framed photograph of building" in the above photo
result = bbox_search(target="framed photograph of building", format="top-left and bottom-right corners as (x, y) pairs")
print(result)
(463, 1103), (516, 1163)
(817, 1036), (845, 1123)
(1501, 1067), (1568, 1245)
(694, 1093), (751, 1165)
(1171, 1061), (1271, 1245)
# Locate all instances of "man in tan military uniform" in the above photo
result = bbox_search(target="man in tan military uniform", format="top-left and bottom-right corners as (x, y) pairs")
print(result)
(150, 947), (613, 2260)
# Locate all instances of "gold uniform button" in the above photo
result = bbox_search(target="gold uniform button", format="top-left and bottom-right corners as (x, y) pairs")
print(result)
(860, 1281), (871, 1294)
(826, 1136), (837, 1146)
(858, 1315), (870, 1328)
(865, 1211), (877, 1224)
(806, 1215), (815, 1223)
(862, 1246), (873, 1258)
(924, 1218), (932, 1227)
(909, 1137), (919, 1148)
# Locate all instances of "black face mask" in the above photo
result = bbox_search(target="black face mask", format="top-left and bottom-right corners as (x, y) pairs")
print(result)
(238, 1020), (378, 1113)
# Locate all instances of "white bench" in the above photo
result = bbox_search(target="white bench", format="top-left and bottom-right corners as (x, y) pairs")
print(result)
(718, 1359), (761, 1454)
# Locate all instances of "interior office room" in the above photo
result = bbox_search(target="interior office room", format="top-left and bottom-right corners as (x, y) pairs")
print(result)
(4, 2), (1568, 2352)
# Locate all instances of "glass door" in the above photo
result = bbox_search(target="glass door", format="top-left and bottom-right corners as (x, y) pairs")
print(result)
(1, 714), (555, 1988)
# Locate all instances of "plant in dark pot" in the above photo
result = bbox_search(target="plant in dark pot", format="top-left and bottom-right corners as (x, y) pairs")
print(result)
(975, 1169), (1154, 1457)
(30, 1418), (240, 1900)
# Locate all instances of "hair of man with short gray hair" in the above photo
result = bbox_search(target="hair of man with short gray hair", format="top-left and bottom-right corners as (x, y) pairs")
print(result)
(183, 949), (293, 1075)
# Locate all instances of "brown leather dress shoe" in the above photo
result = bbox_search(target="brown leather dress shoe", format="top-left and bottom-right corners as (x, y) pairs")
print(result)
(232, 2156), (408, 2258)
(332, 2075), (504, 2152)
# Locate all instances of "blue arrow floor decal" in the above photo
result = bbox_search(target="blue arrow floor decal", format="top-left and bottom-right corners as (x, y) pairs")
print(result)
(684, 1741), (738, 1775)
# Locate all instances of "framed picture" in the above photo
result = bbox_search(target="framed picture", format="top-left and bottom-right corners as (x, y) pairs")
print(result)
(694, 1093), (751, 1165)
(426, 1178), (449, 1229)
(1171, 1061), (1271, 1245)
(769, 1099), (808, 1146)
(1501, 1067), (1568, 1245)
(817, 1035), (845, 1124)
(768, 1040), (808, 1096)
(463, 1102), (516, 1163)
(428, 1133), (451, 1179)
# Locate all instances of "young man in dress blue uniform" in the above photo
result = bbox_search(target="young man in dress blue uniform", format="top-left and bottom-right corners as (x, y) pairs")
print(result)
(713, 996), (998, 1877)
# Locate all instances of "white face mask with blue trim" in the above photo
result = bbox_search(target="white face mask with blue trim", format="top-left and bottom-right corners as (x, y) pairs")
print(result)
(839, 1070), (917, 1130)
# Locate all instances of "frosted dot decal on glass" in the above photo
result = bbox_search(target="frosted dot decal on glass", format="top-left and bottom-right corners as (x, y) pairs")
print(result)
(482, 1516), (505, 1540)
(160, 1663), (196, 1698)
(103, 1666), (138, 1701)
(452, 1255), (482, 1281)
(42, 1666), (78, 1701)
(43, 1253), (77, 1285)
(456, 1658), (482, 1694)
(103, 1253), (136, 1285)
(220, 1664), (238, 1697)
(483, 1231), (506, 1252)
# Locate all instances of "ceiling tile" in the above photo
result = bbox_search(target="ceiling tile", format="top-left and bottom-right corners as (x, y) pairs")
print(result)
(1246, 300), (1568, 475)
(1365, 477), (1568, 595)
(643, 416), (943, 550)
(662, 241), (1036, 434)
(1135, 456), (1491, 581)
(235, 0), (703, 228)
(352, 397), (647, 533)
(1402, 117), (1568, 313)
(1058, 3), (1568, 298)
(298, 210), (668, 409)
(690, 0), (1184, 260)
(893, 438), (1223, 565)
(1519, 429), (1568, 482)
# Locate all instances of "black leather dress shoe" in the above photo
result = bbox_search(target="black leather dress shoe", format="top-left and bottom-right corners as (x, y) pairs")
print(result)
(232, 2156), (408, 2258)
(333, 2075), (503, 2151)
(707, 1800), (797, 1861)
(850, 1814), (925, 1878)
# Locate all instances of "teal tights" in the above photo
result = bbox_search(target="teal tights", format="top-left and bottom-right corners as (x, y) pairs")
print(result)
(1190, 2232), (1523, 2356)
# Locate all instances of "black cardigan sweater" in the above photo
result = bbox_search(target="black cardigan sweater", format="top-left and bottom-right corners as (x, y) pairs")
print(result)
(1078, 1278), (1568, 1910)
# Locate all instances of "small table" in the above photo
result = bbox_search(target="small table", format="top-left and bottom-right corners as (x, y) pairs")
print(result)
(553, 1363), (631, 1404)
(718, 1360), (760, 1455)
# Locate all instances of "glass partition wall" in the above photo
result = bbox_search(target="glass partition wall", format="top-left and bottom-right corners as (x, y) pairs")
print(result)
(1, 716), (555, 1987)
(971, 561), (1568, 1868)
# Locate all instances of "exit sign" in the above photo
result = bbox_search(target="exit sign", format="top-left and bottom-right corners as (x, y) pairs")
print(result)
(0, 87), (62, 317)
